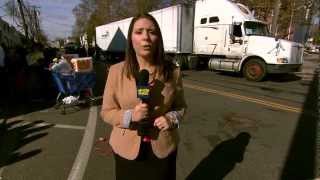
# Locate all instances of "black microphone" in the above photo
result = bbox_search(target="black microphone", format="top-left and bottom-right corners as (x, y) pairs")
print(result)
(134, 69), (153, 136)
(136, 69), (150, 103)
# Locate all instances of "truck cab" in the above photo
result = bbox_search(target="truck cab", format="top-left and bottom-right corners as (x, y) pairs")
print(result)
(194, 0), (303, 81)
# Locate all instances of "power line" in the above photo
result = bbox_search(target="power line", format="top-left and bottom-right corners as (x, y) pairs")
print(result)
(42, 18), (73, 28)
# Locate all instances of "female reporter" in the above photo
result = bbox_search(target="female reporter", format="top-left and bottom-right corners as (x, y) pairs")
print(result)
(100, 13), (187, 180)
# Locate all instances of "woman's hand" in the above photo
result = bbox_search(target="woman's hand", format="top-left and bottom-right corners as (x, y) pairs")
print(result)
(154, 116), (171, 131)
(132, 102), (149, 122)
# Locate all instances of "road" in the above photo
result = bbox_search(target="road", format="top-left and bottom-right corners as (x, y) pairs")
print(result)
(179, 68), (318, 180)
(0, 55), (319, 180)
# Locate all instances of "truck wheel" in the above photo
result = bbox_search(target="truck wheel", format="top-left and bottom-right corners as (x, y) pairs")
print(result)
(243, 59), (266, 82)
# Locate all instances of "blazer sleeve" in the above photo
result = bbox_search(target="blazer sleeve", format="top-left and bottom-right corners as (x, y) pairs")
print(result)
(165, 68), (187, 127)
(100, 65), (125, 127)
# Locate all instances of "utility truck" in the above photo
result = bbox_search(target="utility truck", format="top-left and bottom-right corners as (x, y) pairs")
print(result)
(96, 0), (303, 81)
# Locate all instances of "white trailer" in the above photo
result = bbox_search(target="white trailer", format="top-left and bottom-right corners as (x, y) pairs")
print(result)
(96, 0), (304, 81)
(96, 5), (193, 53)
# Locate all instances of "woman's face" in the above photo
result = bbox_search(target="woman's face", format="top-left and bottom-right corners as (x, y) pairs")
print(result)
(131, 18), (158, 60)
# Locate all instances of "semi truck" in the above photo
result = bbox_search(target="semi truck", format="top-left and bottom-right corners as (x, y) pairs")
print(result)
(95, 0), (304, 81)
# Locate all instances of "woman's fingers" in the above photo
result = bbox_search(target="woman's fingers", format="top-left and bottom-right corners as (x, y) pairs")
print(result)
(132, 103), (149, 121)
(154, 116), (170, 131)
(139, 102), (148, 108)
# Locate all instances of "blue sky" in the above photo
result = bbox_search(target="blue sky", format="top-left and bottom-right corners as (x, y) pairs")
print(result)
(0, 0), (80, 40)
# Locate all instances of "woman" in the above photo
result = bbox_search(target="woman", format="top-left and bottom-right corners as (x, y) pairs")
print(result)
(100, 13), (187, 180)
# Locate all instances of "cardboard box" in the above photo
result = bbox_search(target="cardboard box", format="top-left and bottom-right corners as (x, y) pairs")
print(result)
(63, 54), (79, 61)
(71, 57), (93, 72)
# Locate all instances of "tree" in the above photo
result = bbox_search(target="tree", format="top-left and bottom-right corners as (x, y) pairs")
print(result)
(4, 0), (47, 44)
(72, 0), (163, 47)
(72, 0), (96, 38)
(235, 0), (318, 40)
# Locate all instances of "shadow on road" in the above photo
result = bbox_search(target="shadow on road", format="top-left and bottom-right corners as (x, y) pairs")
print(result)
(0, 119), (54, 168)
(186, 132), (251, 180)
(266, 73), (301, 82)
(1, 99), (56, 120)
(280, 71), (319, 179)
(214, 71), (301, 83)
(215, 71), (243, 79)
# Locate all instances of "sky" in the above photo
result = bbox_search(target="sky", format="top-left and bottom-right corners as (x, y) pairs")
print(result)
(0, 0), (318, 41)
(0, 0), (80, 40)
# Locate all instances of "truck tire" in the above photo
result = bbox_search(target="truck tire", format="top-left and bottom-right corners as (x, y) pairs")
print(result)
(243, 58), (266, 82)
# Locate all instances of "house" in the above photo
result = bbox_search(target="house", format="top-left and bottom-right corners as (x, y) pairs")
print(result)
(0, 17), (24, 47)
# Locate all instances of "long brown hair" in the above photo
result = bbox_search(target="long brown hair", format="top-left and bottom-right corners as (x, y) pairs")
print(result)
(123, 13), (175, 82)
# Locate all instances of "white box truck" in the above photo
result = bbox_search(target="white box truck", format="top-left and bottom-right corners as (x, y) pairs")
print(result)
(96, 0), (304, 81)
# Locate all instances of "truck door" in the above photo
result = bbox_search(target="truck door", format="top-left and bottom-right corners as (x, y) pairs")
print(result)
(193, 17), (225, 55)
(227, 23), (245, 58)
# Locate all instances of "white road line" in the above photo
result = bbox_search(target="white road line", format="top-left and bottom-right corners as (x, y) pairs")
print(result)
(4, 116), (86, 130)
(53, 124), (86, 130)
(31, 123), (85, 131)
(8, 122), (85, 131)
(0, 107), (94, 179)
(67, 106), (98, 180)
(7, 115), (24, 121)
(0, 117), (86, 179)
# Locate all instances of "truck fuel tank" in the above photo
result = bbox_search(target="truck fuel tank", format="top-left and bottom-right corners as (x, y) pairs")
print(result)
(208, 58), (240, 72)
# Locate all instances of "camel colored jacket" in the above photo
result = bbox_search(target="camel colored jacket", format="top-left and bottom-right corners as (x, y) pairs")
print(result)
(100, 62), (187, 160)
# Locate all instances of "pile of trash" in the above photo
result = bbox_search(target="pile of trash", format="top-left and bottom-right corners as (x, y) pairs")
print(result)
(62, 95), (79, 105)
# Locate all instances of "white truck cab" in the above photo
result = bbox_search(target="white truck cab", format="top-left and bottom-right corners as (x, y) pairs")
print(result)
(195, 0), (303, 81)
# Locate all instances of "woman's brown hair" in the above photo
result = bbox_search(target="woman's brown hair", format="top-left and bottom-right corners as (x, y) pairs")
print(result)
(123, 13), (175, 82)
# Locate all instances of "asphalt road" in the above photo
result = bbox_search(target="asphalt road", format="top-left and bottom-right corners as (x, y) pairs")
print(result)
(0, 55), (319, 180)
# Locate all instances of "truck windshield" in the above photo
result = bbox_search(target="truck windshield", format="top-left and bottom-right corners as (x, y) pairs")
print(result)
(244, 21), (269, 36)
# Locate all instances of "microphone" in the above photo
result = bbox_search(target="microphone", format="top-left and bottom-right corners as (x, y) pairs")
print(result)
(136, 69), (150, 103)
(134, 69), (153, 137)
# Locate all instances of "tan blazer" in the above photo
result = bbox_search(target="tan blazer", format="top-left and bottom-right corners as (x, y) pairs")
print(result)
(100, 61), (187, 160)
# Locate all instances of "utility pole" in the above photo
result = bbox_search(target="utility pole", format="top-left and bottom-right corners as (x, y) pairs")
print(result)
(16, 0), (29, 39)
(271, 0), (281, 36)
(304, 0), (313, 21)
(31, 6), (41, 42)
(304, 0), (314, 43)
(287, 0), (295, 40)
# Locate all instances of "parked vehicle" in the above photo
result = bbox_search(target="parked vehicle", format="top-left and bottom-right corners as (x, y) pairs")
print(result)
(96, 0), (304, 81)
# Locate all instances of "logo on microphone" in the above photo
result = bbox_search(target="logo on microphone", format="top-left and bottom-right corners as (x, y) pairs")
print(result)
(137, 69), (150, 102)
(138, 87), (150, 96)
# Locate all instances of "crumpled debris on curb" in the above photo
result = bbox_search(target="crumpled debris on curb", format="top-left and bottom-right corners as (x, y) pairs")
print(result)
(62, 96), (79, 105)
